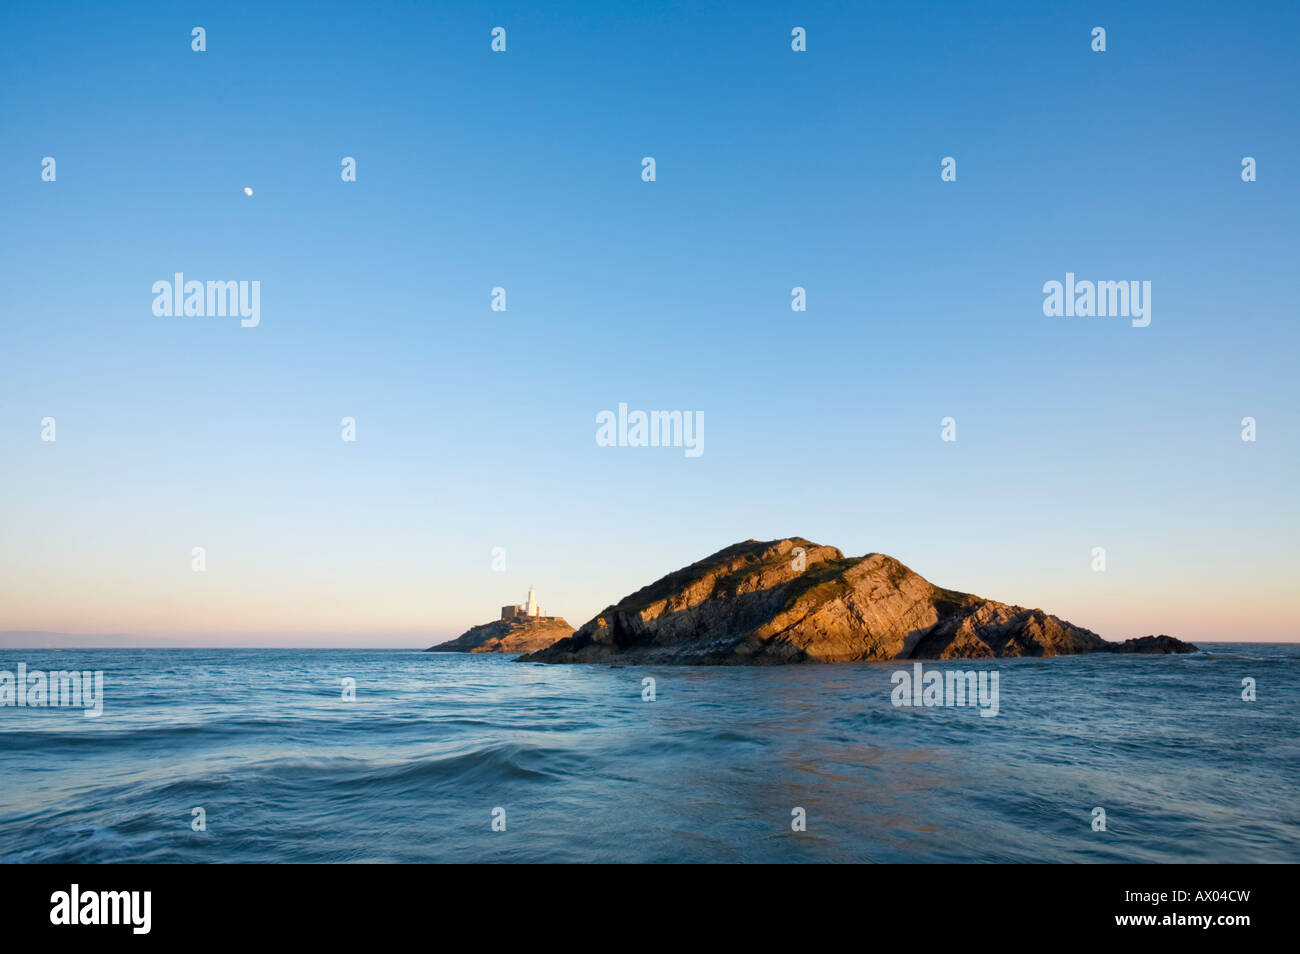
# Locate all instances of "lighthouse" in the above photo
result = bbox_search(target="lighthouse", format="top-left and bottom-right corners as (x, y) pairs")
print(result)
(500, 585), (544, 621)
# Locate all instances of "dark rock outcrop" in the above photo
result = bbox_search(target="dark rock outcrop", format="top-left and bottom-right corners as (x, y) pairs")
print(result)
(1107, 634), (1194, 654)
(427, 617), (573, 654)
(519, 538), (1196, 665)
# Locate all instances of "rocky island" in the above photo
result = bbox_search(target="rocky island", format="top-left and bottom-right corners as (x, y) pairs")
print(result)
(427, 585), (573, 654)
(519, 538), (1196, 665)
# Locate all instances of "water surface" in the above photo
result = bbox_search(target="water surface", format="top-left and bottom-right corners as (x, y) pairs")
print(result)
(0, 644), (1295, 862)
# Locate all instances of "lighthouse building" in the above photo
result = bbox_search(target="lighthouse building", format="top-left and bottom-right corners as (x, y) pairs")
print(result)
(501, 585), (545, 621)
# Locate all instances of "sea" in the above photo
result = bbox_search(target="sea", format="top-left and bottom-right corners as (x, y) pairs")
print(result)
(0, 644), (1296, 863)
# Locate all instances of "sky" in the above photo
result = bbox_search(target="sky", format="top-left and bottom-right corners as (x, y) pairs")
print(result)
(1, 1), (1297, 646)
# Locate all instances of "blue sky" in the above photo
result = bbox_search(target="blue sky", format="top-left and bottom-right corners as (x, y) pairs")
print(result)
(2, 1), (1297, 644)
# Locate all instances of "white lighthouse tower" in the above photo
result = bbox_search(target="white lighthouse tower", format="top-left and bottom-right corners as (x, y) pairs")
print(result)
(525, 584), (540, 617)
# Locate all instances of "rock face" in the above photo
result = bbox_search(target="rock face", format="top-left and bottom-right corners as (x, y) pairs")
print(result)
(519, 538), (1196, 665)
(1109, 634), (1194, 654)
(427, 617), (573, 654)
